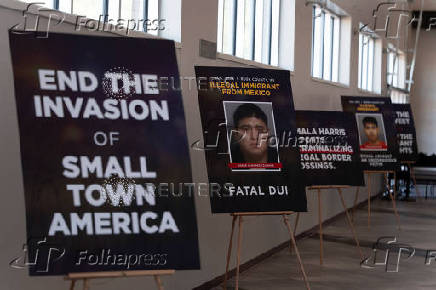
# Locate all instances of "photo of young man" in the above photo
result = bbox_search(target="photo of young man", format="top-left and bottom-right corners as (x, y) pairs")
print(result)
(358, 115), (388, 151)
(223, 102), (280, 171)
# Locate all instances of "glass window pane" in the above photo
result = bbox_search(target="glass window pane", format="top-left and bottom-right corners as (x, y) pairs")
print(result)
(58, 0), (72, 13)
(147, 0), (159, 36)
(270, 0), (280, 66)
(120, 0), (133, 19)
(120, 0), (144, 31)
(367, 38), (374, 91)
(323, 14), (332, 81)
(399, 54), (406, 89)
(217, 0), (224, 52)
(393, 55), (399, 87)
(387, 52), (394, 86)
(312, 6), (323, 79)
(243, 0), (255, 60)
(20, 0), (54, 9)
(235, 0), (246, 58)
(107, 0), (120, 21)
(332, 16), (340, 83)
(358, 33), (363, 88)
(254, 0), (264, 63)
(222, 0), (236, 55)
(361, 36), (368, 91)
(261, 0), (271, 64)
(73, 0), (103, 20)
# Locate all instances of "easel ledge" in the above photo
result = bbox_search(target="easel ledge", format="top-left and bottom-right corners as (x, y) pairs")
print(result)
(230, 211), (295, 216)
(307, 185), (350, 189)
(65, 269), (175, 290)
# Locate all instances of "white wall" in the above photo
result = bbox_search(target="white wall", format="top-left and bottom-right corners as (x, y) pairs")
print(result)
(0, 1), (384, 289)
(410, 29), (436, 155)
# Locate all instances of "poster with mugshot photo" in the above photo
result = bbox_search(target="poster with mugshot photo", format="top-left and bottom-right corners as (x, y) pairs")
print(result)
(296, 111), (365, 186)
(9, 32), (200, 275)
(194, 66), (307, 213)
(393, 104), (418, 162)
(223, 101), (281, 171)
(341, 96), (399, 171)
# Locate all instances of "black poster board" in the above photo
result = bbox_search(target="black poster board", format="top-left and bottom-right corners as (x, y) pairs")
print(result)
(341, 96), (399, 171)
(296, 111), (365, 186)
(194, 66), (307, 213)
(9, 32), (200, 275)
(392, 104), (418, 162)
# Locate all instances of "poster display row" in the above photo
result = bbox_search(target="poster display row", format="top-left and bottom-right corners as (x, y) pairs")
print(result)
(8, 32), (418, 276)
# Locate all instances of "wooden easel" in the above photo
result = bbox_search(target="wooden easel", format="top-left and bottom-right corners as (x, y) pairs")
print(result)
(222, 212), (310, 290)
(294, 186), (364, 265)
(352, 171), (400, 230)
(65, 269), (175, 290)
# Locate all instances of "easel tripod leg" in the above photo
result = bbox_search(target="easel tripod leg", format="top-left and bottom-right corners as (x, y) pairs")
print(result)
(352, 187), (360, 222)
(385, 173), (401, 230)
(293, 212), (300, 237)
(283, 215), (311, 290)
(69, 280), (76, 290)
(290, 212), (300, 253)
(223, 215), (237, 290)
(235, 216), (243, 290)
(318, 189), (323, 265)
(83, 279), (89, 290)
(154, 275), (164, 290)
(337, 188), (364, 261)
(367, 173), (371, 229)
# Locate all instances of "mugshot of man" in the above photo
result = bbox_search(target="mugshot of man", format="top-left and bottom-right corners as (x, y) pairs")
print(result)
(360, 116), (388, 150)
(229, 103), (279, 165)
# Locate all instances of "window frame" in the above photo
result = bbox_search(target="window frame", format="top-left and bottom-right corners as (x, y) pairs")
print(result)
(217, 0), (295, 70)
(358, 33), (376, 92)
(311, 4), (342, 84)
(357, 22), (382, 94)
(387, 45), (406, 90)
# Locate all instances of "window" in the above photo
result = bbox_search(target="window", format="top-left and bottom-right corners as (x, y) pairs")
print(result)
(358, 33), (375, 91)
(387, 45), (406, 90)
(311, 5), (341, 82)
(358, 25), (382, 93)
(18, 0), (181, 42)
(390, 89), (409, 104)
(217, 0), (295, 69)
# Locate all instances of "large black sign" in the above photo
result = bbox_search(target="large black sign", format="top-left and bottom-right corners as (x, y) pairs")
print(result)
(296, 111), (365, 186)
(9, 32), (200, 275)
(194, 66), (307, 213)
(341, 96), (399, 171)
(392, 104), (418, 162)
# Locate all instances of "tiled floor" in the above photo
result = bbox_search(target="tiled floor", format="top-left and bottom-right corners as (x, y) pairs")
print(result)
(217, 195), (436, 290)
